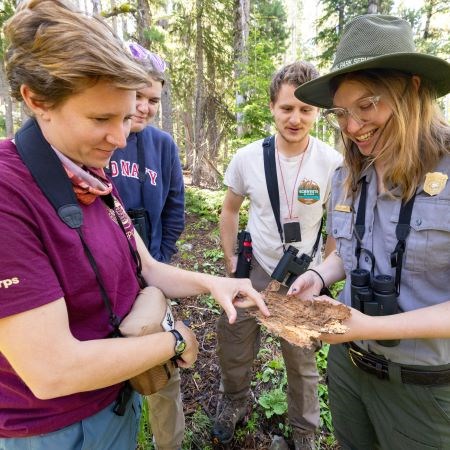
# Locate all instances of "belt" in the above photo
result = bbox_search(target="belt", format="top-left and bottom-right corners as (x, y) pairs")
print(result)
(345, 342), (450, 386)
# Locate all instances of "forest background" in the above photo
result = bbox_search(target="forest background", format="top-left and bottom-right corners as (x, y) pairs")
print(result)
(0, 0), (449, 185)
(0, 1), (449, 448)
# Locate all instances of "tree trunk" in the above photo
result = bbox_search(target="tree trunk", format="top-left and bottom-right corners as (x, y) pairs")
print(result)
(92, 0), (101, 14)
(367, 0), (378, 14)
(161, 72), (174, 135)
(234, 0), (250, 138)
(422, 0), (436, 40)
(183, 107), (194, 171)
(338, 0), (345, 35)
(0, 63), (14, 137)
(136, 0), (152, 49)
(110, 0), (118, 34)
(204, 72), (220, 187)
(192, 0), (207, 186)
(158, 6), (174, 136)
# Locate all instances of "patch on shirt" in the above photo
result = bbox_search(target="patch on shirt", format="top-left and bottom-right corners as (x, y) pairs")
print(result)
(298, 179), (320, 204)
(424, 172), (448, 196)
(0, 277), (20, 289)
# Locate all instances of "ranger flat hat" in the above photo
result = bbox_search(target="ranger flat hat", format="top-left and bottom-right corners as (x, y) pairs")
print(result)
(295, 14), (450, 108)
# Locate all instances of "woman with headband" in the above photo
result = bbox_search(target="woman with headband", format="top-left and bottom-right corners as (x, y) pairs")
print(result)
(289, 14), (450, 449)
(110, 43), (186, 450)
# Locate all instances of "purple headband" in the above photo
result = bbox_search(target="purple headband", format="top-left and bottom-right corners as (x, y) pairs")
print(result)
(128, 42), (167, 73)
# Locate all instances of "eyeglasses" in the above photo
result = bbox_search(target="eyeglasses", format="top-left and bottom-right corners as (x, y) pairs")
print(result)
(128, 42), (167, 73)
(323, 95), (381, 129)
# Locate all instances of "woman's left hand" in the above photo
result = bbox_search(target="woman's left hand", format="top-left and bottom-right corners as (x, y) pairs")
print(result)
(207, 277), (270, 324)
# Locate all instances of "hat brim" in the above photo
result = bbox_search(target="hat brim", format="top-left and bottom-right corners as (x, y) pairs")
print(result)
(295, 53), (450, 108)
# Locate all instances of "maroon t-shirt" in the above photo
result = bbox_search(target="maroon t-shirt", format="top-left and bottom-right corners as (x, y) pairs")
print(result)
(0, 140), (140, 437)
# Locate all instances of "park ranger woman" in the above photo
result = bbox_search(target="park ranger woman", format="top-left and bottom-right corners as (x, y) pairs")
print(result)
(289, 14), (450, 450)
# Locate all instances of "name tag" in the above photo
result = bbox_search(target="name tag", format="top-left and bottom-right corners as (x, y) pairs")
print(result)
(335, 204), (352, 213)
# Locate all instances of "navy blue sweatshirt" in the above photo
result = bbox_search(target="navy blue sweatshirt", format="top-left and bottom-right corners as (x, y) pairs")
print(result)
(109, 126), (185, 262)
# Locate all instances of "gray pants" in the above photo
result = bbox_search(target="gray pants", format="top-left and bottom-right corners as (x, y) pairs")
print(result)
(0, 392), (141, 450)
(328, 343), (450, 450)
(216, 259), (320, 433)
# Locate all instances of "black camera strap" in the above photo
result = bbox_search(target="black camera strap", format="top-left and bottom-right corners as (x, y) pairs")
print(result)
(15, 119), (145, 415)
(353, 174), (416, 296)
(262, 136), (323, 258)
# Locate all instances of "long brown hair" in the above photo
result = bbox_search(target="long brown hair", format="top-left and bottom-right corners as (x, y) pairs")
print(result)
(331, 69), (450, 201)
(4, 0), (148, 108)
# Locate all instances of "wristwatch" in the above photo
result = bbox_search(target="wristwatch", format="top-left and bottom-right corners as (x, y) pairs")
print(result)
(168, 329), (186, 359)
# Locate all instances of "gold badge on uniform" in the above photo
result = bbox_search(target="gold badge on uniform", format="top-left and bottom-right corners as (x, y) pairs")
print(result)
(423, 172), (448, 196)
(298, 179), (320, 205)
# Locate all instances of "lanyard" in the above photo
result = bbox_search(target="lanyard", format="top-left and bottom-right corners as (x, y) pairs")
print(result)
(354, 176), (416, 296)
(262, 136), (323, 257)
(276, 143), (305, 220)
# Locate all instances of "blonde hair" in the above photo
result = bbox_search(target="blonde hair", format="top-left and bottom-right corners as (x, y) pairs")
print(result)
(4, 0), (148, 108)
(332, 69), (450, 201)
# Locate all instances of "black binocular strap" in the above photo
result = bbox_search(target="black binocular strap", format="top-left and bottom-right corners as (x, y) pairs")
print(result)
(391, 194), (416, 295)
(353, 173), (416, 296)
(262, 136), (323, 258)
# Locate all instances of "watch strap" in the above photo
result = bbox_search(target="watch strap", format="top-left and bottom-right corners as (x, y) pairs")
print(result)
(168, 329), (186, 358)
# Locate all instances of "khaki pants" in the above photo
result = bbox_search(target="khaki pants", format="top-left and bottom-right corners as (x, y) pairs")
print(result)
(147, 367), (184, 450)
(216, 258), (320, 433)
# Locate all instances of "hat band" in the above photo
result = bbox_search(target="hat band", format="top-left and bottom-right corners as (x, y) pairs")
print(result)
(333, 56), (377, 71)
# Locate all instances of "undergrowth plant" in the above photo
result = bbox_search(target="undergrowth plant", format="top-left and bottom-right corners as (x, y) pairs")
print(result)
(185, 186), (249, 228)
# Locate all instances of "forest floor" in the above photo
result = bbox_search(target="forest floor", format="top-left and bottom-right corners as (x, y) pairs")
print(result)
(136, 204), (339, 450)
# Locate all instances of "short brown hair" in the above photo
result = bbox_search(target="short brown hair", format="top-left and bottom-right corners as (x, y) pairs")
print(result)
(4, 0), (148, 108)
(270, 61), (319, 103)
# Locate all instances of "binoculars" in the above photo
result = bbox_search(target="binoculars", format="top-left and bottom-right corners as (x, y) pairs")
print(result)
(351, 269), (399, 347)
(271, 245), (312, 287)
(235, 231), (253, 278)
(127, 208), (150, 248)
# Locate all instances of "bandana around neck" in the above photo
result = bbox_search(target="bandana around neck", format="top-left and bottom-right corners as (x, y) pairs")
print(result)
(52, 147), (113, 205)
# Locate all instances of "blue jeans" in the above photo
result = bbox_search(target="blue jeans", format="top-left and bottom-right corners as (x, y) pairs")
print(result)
(0, 392), (141, 450)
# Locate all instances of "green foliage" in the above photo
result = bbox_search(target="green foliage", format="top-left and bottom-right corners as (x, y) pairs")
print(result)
(169, 0), (235, 157)
(329, 280), (345, 299)
(258, 387), (288, 418)
(143, 26), (165, 44)
(235, 410), (260, 436)
(234, 0), (289, 144)
(184, 186), (250, 229)
(203, 248), (224, 262)
(314, 0), (394, 69)
(198, 294), (221, 315)
(181, 408), (213, 450)
(256, 356), (286, 383)
(184, 187), (225, 222)
(137, 399), (154, 449)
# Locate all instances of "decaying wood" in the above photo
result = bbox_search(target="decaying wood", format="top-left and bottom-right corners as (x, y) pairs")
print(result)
(250, 281), (351, 349)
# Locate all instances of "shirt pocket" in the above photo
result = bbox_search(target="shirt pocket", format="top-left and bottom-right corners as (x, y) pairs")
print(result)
(393, 199), (450, 272)
(330, 210), (354, 272)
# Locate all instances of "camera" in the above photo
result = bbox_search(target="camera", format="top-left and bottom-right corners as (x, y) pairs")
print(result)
(350, 269), (399, 347)
(271, 245), (312, 287)
(127, 208), (150, 248)
(235, 231), (253, 278)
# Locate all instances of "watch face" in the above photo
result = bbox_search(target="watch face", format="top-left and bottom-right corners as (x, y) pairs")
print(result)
(175, 340), (187, 356)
